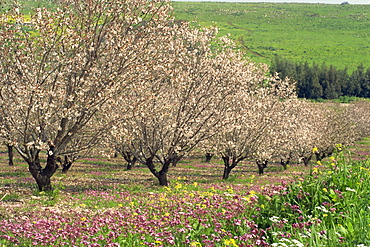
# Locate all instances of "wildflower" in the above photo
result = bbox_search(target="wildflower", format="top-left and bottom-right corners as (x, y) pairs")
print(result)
(312, 147), (319, 153)
(193, 182), (198, 187)
(335, 144), (343, 151)
(317, 161), (322, 166)
(269, 216), (280, 222)
(329, 156), (335, 162)
(315, 206), (329, 213)
(322, 188), (328, 193)
(291, 239), (304, 247)
(242, 196), (251, 203)
(174, 182), (182, 190)
(80, 217), (87, 221)
(190, 242), (202, 247)
(345, 187), (356, 193)
(224, 238), (238, 247)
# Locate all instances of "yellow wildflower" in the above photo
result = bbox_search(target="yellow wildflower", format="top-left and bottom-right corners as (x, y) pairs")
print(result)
(174, 182), (182, 190)
(224, 238), (238, 247)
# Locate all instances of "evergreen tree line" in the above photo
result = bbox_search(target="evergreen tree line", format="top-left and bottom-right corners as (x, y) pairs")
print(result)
(270, 56), (370, 99)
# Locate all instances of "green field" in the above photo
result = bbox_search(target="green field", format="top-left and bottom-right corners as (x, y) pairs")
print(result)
(7, 1), (370, 71)
(173, 2), (370, 71)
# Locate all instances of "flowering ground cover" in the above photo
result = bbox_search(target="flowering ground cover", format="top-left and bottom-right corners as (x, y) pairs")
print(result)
(0, 146), (369, 246)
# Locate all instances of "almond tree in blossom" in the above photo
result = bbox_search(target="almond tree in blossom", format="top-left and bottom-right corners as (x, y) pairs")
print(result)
(347, 100), (370, 140)
(313, 102), (357, 161)
(0, 0), (173, 191)
(109, 30), (273, 186)
(203, 75), (297, 178)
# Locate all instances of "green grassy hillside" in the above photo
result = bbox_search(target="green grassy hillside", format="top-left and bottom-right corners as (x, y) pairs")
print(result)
(173, 2), (370, 71)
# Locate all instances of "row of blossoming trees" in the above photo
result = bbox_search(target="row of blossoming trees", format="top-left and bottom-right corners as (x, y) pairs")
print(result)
(0, 0), (369, 191)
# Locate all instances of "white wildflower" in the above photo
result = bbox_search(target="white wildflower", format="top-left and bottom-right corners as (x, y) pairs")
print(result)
(345, 187), (356, 193)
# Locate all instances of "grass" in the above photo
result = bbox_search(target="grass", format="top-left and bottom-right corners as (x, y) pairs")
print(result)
(172, 2), (370, 72)
(0, 139), (369, 246)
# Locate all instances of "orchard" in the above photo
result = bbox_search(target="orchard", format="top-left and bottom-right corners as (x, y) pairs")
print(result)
(1, 0), (370, 246)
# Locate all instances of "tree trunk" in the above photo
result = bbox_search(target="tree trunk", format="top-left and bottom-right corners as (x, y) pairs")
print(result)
(58, 155), (77, 174)
(61, 156), (73, 174)
(28, 146), (58, 191)
(205, 153), (213, 162)
(256, 160), (268, 175)
(158, 170), (168, 186)
(222, 156), (239, 180)
(223, 166), (233, 179)
(120, 150), (137, 170)
(302, 156), (312, 166)
(280, 156), (291, 171)
(171, 154), (181, 167)
(7, 144), (14, 166)
(145, 157), (170, 186)
(126, 157), (137, 170)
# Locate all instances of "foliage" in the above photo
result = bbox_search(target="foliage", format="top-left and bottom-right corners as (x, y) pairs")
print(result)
(256, 150), (370, 246)
(271, 56), (370, 99)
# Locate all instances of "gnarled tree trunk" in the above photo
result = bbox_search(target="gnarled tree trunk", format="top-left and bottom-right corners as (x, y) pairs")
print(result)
(302, 155), (312, 167)
(145, 157), (170, 186)
(28, 146), (58, 191)
(280, 155), (291, 171)
(256, 160), (268, 175)
(7, 144), (14, 166)
(61, 155), (73, 174)
(205, 153), (213, 163)
(126, 157), (137, 170)
(222, 156), (240, 179)
(117, 150), (137, 170)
